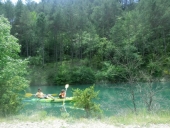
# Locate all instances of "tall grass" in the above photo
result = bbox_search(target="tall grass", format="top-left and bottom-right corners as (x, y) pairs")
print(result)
(104, 109), (170, 125)
(0, 109), (170, 125)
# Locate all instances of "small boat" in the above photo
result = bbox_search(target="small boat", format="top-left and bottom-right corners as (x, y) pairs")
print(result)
(23, 97), (73, 103)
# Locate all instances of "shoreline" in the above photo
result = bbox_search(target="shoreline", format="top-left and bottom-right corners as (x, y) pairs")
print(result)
(0, 118), (170, 128)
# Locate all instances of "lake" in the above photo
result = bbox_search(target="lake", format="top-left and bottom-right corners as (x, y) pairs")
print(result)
(22, 82), (170, 118)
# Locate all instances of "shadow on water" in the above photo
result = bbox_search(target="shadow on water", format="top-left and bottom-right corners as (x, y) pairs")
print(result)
(22, 82), (170, 117)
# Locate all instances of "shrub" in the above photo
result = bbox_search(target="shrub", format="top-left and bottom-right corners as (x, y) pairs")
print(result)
(72, 85), (102, 118)
(70, 66), (95, 84)
(54, 62), (71, 85)
(55, 65), (95, 85)
(96, 62), (126, 83)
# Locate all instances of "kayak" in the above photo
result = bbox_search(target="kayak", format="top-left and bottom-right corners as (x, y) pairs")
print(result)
(23, 97), (73, 103)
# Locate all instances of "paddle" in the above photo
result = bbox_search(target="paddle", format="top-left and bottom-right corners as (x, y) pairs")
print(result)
(63, 84), (69, 105)
(65, 84), (69, 96)
(25, 93), (57, 98)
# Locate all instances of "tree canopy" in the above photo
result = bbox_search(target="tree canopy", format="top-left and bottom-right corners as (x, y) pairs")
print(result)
(0, 0), (170, 85)
(0, 15), (29, 116)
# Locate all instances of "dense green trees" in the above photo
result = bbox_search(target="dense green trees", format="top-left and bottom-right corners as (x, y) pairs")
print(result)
(1, 0), (170, 85)
(0, 16), (29, 116)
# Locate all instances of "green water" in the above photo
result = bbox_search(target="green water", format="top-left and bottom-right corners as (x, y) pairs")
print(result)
(22, 82), (170, 117)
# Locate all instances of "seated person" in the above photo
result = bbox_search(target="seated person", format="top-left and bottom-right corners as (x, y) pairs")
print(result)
(35, 88), (54, 99)
(59, 89), (66, 99)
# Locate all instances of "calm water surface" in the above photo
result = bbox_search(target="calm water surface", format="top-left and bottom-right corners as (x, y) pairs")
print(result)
(22, 82), (170, 117)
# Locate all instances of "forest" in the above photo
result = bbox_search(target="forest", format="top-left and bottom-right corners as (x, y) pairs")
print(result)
(1, 0), (170, 86)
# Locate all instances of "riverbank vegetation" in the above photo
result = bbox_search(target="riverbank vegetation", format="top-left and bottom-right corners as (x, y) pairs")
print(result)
(0, 110), (170, 126)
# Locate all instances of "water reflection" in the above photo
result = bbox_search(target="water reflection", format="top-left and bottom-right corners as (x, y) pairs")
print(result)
(22, 99), (85, 118)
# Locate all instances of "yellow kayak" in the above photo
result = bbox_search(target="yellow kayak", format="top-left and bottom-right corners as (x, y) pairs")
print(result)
(24, 97), (73, 103)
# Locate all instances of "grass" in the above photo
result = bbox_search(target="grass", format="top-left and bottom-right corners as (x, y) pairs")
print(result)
(0, 109), (170, 126)
(0, 112), (56, 123)
(103, 110), (170, 125)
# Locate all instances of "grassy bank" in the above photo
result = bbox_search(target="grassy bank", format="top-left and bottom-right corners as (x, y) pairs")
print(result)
(106, 111), (170, 125)
(0, 110), (170, 125)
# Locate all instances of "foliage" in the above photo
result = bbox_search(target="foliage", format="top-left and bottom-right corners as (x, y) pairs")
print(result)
(54, 62), (71, 85)
(0, 16), (29, 116)
(54, 62), (95, 85)
(96, 62), (127, 83)
(70, 66), (95, 85)
(72, 85), (102, 118)
(146, 54), (164, 77)
(1, 0), (170, 84)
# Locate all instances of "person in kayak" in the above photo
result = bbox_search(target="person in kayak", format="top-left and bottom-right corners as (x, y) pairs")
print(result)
(59, 89), (66, 99)
(35, 88), (54, 99)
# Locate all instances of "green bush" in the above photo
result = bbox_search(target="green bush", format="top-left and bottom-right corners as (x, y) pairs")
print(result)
(72, 85), (102, 118)
(54, 65), (95, 85)
(70, 66), (95, 84)
(96, 62), (127, 83)
(54, 62), (71, 85)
